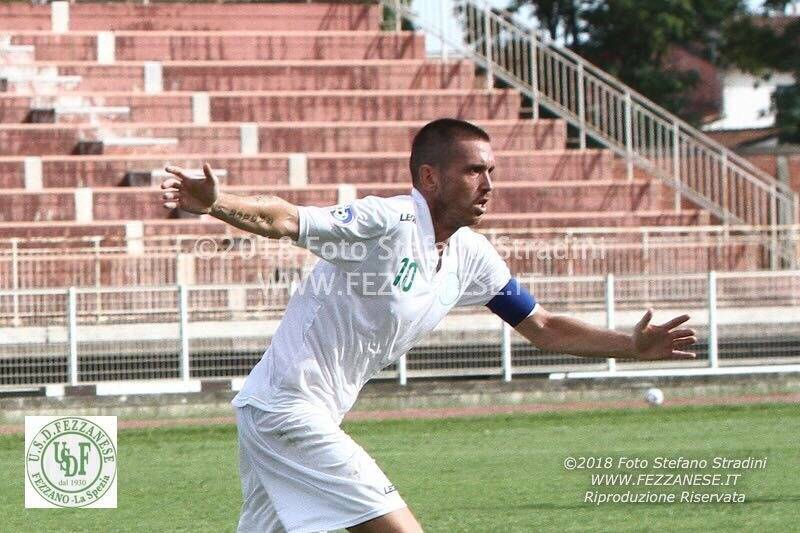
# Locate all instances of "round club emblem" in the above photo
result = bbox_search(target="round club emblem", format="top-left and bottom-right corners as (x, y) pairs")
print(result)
(330, 205), (355, 225)
(26, 417), (117, 508)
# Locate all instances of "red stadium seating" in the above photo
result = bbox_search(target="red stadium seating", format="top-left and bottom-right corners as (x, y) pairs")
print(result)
(0, 90), (521, 124)
(0, 3), (380, 31)
(10, 31), (426, 61)
(15, 60), (476, 92)
(0, 150), (613, 188)
(0, 181), (663, 222)
(0, 120), (566, 156)
(0, 1), (753, 289)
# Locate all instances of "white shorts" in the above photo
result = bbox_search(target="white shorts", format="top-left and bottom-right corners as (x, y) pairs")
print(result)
(235, 404), (407, 533)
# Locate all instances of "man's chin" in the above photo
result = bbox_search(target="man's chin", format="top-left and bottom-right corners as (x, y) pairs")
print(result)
(466, 212), (486, 227)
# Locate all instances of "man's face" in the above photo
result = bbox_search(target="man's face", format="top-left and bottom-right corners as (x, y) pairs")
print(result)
(433, 137), (496, 229)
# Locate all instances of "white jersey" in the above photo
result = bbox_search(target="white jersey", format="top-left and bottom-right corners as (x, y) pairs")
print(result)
(231, 188), (512, 423)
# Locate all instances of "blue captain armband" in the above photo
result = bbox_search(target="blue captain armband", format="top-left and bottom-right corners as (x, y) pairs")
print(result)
(485, 278), (537, 327)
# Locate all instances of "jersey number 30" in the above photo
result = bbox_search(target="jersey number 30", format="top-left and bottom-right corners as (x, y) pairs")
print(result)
(393, 257), (418, 292)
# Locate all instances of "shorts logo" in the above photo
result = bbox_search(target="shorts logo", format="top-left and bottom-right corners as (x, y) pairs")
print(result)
(330, 205), (355, 225)
(384, 484), (397, 494)
(25, 416), (117, 508)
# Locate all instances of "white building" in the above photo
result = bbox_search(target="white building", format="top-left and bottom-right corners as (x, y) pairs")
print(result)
(704, 70), (796, 131)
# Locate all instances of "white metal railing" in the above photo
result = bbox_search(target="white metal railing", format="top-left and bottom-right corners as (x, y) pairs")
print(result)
(382, 0), (800, 238)
(1, 226), (798, 290)
(3, 225), (799, 253)
(1, 270), (799, 388)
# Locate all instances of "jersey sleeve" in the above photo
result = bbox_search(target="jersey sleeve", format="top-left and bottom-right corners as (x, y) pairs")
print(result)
(454, 232), (513, 307)
(296, 195), (396, 265)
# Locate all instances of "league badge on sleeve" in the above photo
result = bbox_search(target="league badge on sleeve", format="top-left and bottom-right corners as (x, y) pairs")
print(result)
(330, 204), (355, 225)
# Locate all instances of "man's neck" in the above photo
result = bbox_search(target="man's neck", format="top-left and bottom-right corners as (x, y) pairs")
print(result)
(432, 220), (457, 246)
(418, 189), (457, 245)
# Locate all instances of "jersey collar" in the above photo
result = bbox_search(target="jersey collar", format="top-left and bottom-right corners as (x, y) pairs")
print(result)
(411, 187), (450, 274)
(411, 187), (436, 246)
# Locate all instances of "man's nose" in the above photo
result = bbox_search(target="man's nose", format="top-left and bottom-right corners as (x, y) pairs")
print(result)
(480, 171), (494, 192)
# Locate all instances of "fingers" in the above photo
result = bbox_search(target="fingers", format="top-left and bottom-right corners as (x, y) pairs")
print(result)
(670, 350), (696, 359)
(162, 187), (180, 210)
(635, 308), (653, 331)
(202, 162), (220, 187)
(672, 337), (697, 349)
(164, 165), (187, 179)
(658, 314), (690, 331)
(160, 177), (182, 190)
(669, 328), (696, 340)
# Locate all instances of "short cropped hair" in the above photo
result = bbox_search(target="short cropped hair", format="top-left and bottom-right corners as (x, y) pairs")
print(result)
(409, 118), (491, 185)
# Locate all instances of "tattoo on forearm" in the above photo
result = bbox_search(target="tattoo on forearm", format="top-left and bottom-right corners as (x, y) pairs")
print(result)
(213, 205), (274, 226)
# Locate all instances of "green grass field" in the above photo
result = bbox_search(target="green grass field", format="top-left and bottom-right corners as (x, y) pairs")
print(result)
(1, 403), (798, 532)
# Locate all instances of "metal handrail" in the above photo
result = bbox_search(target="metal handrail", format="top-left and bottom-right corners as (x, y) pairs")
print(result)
(381, 0), (800, 233)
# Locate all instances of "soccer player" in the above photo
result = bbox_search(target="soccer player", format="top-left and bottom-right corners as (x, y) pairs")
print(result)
(161, 119), (696, 533)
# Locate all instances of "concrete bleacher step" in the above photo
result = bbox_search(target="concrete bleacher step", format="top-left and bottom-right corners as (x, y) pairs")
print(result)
(357, 181), (673, 214)
(300, 150), (615, 184)
(52, 106), (131, 125)
(8, 31), (426, 61)
(212, 89), (523, 122)
(165, 60), (475, 92)
(0, 63), (83, 92)
(0, 3), (380, 31)
(0, 75), (82, 93)
(9, 93), (131, 124)
(0, 120), (567, 156)
(22, 60), (476, 92)
(123, 167), (227, 187)
(0, 150), (613, 188)
(0, 90), (522, 124)
(76, 137), (180, 156)
(0, 38), (35, 64)
(477, 210), (713, 229)
(0, 181), (669, 223)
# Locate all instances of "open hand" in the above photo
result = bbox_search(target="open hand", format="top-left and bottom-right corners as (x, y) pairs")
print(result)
(161, 163), (219, 214)
(632, 309), (697, 360)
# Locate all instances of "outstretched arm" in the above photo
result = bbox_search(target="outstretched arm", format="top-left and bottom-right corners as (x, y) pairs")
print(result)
(514, 307), (697, 360)
(160, 164), (299, 240)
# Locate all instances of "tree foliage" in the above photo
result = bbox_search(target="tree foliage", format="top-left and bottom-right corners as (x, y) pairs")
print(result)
(720, 1), (800, 141)
(508, 0), (800, 134)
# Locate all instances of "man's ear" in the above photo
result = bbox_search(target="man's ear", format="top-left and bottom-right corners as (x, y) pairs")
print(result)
(416, 164), (439, 193)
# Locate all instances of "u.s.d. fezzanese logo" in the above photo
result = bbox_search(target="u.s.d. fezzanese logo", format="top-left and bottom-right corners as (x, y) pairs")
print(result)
(25, 416), (117, 508)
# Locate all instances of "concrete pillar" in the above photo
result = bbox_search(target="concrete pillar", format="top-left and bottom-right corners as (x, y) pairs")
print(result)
(51, 1), (69, 33)
(23, 157), (43, 190)
(74, 188), (93, 223)
(240, 123), (258, 155)
(228, 287), (248, 320)
(337, 184), (357, 204)
(288, 153), (308, 187)
(97, 32), (115, 64)
(192, 93), (210, 124)
(176, 254), (196, 285)
(125, 221), (144, 256)
(143, 61), (163, 93)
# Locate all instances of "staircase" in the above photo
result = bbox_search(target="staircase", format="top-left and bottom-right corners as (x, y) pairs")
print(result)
(383, 0), (799, 258)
